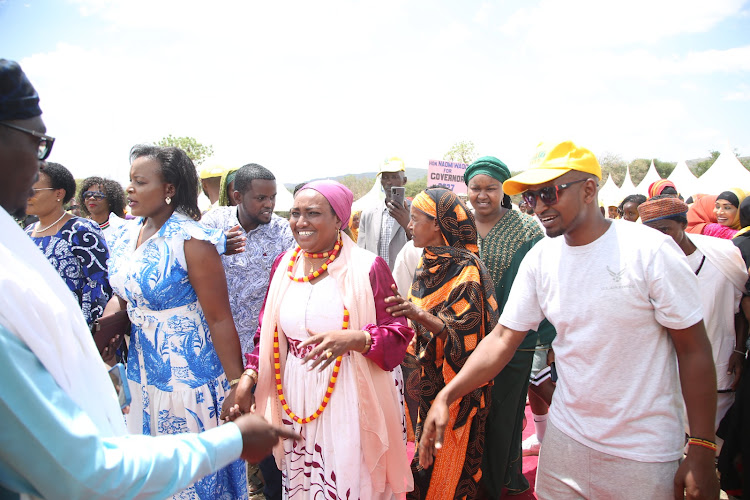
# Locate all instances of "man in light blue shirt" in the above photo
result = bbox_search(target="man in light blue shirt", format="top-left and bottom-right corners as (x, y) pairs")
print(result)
(0, 58), (297, 500)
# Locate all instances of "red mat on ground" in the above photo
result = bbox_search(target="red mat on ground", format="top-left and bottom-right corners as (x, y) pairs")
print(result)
(405, 402), (539, 499)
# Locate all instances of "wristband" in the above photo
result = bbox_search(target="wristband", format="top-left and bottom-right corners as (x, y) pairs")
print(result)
(228, 378), (241, 388)
(687, 437), (717, 452)
(362, 331), (372, 354)
(242, 369), (258, 385)
(734, 349), (746, 356)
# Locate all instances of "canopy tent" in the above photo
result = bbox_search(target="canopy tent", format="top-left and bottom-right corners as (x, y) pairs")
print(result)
(696, 146), (750, 195)
(667, 160), (700, 199)
(618, 165), (638, 201)
(635, 160), (663, 197)
(352, 178), (385, 213)
(598, 174), (622, 208)
(274, 184), (295, 213)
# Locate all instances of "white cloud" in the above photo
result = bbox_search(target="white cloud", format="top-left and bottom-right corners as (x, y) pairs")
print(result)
(500, 0), (746, 49)
(724, 84), (750, 101)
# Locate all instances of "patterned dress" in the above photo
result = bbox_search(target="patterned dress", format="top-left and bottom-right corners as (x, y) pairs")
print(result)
(108, 212), (247, 500)
(25, 216), (111, 327)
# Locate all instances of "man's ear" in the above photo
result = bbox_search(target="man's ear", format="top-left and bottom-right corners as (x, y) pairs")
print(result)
(232, 189), (243, 205)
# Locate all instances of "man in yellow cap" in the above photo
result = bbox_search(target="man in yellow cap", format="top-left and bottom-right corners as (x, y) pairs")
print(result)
(416, 141), (719, 499)
(200, 164), (225, 211)
(357, 156), (411, 269)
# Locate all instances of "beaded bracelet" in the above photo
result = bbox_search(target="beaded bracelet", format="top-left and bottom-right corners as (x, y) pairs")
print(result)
(687, 437), (717, 452)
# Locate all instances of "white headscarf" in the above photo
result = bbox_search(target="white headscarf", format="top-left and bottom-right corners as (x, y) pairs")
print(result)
(0, 207), (126, 436)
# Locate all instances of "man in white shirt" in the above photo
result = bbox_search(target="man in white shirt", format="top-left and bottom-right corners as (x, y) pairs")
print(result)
(0, 58), (296, 499)
(416, 141), (719, 499)
(358, 157), (412, 269)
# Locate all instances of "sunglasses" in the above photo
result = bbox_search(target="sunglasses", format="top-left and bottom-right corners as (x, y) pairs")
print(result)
(0, 121), (55, 160)
(83, 190), (107, 201)
(521, 178), (587, 209)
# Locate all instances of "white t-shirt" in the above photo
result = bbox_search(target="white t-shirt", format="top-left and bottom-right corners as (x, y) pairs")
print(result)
(500, 220), (703, 462)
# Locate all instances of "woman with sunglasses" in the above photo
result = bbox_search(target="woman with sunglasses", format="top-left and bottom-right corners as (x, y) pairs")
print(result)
(463, 157), (556, 497)
(78, 176), (129, 249)
(25, 162), (112, 328)
(386, 188), (498, 499)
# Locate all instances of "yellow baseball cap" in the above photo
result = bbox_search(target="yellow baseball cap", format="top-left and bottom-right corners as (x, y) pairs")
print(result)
(378, 157), (405, 175)
(200, 164), (225, 180)
(502, 141), (602, 195)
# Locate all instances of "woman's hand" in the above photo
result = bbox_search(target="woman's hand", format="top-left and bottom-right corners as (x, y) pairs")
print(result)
(221, 378), (255, 421)
(384, 284), (422, 321)
(418, 392), (450, 470)
(300, 329), (367, 371)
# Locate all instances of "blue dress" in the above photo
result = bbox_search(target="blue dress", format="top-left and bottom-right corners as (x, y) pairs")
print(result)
(25, 217), (111, 327)
(108, 212), (248, 500)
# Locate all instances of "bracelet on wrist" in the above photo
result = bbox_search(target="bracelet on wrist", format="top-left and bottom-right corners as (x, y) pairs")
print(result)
(242, 369), (258, 385)
(228, 377), (241, 388)
(687, 437), (717, 452)
(361, 331), (372, 354)
(734, 349), (746, 356)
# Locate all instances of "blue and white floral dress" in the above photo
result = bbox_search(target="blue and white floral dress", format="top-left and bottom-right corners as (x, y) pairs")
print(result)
(108, 212), (248, 500)
(25, 216), (111, 328)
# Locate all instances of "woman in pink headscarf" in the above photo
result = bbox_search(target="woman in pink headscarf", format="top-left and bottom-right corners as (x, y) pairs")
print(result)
(243, 180), (414, 499)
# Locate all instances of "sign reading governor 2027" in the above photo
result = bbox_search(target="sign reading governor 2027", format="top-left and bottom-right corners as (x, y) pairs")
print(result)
(427, 160), (468, 195)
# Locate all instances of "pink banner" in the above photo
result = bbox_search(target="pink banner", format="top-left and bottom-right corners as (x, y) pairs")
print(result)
(427, 160), (468, 195)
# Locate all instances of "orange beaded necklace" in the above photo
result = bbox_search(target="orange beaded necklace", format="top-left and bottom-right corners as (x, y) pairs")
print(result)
(286, 236), (342, 283)
(275, 236), (347, 424)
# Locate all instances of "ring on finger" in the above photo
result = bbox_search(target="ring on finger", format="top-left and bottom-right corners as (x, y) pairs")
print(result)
(324, 350), (333, 359)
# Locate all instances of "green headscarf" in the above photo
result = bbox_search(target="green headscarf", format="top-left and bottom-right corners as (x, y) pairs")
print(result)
(464, 156), (511, 185)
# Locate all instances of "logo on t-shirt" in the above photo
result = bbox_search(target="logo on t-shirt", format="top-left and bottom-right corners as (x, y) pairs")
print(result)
(606, 266), (626, 283)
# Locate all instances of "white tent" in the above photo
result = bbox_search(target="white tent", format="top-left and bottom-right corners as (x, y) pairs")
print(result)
(635, 160), (662, 197)
(696, 146), (750, 194)
(352, 178), (385, 213)
(618, 165), (638, 200)
(598, 174), (622, 208)
(667, 160), (700, 199)
(274, 184), (295, 213)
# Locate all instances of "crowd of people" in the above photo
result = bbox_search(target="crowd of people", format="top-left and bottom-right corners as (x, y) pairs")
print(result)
(2, 57), (750, 500)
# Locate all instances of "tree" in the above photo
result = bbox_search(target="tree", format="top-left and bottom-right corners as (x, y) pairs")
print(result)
(598, 152), (627, 186)
(405, 176), (427, 198)
(626, 159), (650, 186)
(693, 150), (721, 177)
(443, 140), (476, 165)
(156, 135), (214, 166)
(337, 175), (374, 201)
(653, 159), (676, 179)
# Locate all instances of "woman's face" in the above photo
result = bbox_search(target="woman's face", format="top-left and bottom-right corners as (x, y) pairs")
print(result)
(26, 172), (64, 217)
(621, 201), (641, 222)
(408, 205), (443, 248)
(290, 190), (341, 253)
(467, 174), (503, 218)
(83, 183), (110, 218)
(714, 199), (739, 227)
(351, 212), (360, 230)
(126, 157), (174, 218)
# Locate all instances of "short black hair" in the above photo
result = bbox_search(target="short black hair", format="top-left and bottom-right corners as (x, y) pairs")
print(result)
(78, 176), (127, 218)
(234, 163), (275, 194)
(129, 144), (201, 220)
(618, 194), (647, 212)
(41, 162), (76, 204)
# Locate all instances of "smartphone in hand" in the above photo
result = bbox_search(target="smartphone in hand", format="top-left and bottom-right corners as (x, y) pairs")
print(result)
(390, 186), (405, 207)
(108, 362), (132, 410)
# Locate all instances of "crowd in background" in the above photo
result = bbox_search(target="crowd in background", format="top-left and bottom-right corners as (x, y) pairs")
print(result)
(3, 57), (750, 500)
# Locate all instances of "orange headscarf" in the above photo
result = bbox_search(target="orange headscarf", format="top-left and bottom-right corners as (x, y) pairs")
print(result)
(686, 195), (717, 234)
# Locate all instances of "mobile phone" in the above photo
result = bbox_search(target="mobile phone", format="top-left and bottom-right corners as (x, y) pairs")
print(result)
(390, 186), (405, 207)
(108, 363), (132, 410)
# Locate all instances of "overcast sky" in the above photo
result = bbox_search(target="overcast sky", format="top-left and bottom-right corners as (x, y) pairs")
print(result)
(2, 0), (749, 187)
